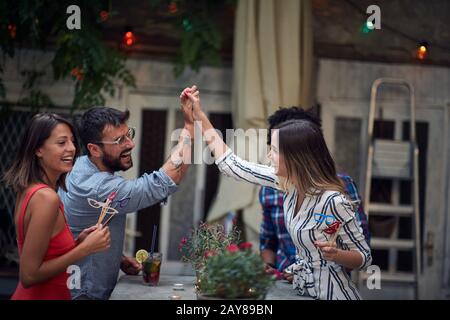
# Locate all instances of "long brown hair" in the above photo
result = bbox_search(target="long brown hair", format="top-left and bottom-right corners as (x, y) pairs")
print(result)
(3, 113), (79, 193)
(275, 119), (347, 197)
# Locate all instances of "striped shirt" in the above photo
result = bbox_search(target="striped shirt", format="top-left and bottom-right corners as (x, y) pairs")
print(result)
(216, 149), (372, 300)
(259, 175), (370, 272)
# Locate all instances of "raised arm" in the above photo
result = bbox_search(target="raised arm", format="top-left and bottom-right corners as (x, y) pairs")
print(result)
(183, 87), (280, 189)
(91, 88), (199, 214)
(160, 85), (198, 184)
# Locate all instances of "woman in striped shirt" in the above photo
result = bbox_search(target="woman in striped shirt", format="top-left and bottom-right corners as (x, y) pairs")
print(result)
(181, 88), (372, 300)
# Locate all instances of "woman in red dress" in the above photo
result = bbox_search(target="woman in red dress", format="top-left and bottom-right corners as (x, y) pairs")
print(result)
(3, 113), (111, 300)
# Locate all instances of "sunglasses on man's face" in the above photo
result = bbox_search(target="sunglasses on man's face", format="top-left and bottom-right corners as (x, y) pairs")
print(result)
(93, 127), (136, 146)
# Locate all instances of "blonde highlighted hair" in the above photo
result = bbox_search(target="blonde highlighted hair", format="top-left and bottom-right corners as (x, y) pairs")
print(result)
(274, 119), (349, 200)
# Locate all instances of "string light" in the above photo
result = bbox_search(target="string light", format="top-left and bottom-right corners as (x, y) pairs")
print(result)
(168, 2), (178, 14)
(361, 21), (374, 34)
(417, 42), (428, 60)
(7, 24), (16, 39)
(182, 19), (193, 32)
(100, 10), (109, 22)
(123, 27), (136, 47)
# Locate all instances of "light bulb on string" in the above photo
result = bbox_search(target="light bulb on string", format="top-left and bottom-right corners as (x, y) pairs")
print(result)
(417, 42), (428, 60)
(122, 27), (136, 47)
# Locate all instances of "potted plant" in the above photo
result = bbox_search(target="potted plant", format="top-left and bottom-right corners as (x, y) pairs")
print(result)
(178, 222), (241, 275)
(196, 242), (275, 299)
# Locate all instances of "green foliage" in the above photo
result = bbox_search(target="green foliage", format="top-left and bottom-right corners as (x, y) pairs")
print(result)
(198, 245), (275, 299)
(178, 222), (241, 273)
(16, 70), (53, 112)
(150, 0), (236, 76)
(52, 30), (135, 110)
(0, 0), (135, 111)
(0, 0), (234, 111)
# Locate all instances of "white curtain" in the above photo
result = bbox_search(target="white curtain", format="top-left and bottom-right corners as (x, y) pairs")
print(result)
(207, 0), (314, 241)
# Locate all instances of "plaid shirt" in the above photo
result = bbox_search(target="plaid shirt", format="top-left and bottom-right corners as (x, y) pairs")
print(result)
(259, 173), (370, 272)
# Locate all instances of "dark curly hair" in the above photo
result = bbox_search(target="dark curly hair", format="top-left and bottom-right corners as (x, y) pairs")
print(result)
(267, 106), (321, 145)
(77, 107), (130, 155)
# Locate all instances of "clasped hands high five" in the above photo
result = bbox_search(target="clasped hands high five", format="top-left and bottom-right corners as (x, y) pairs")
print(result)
(179, 85), (204, 125)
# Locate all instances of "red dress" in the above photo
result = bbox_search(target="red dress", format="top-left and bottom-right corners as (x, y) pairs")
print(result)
(11, 184), (76, 300)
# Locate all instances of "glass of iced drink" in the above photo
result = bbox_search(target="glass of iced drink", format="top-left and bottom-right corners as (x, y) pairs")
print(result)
(142, 252), (162, 286)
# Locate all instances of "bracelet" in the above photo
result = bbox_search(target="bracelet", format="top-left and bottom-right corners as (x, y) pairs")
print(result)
(170, 156), (183, 169)
(182, 136), (192, 146)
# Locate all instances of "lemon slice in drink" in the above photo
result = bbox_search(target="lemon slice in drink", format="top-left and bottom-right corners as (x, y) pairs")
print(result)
(135, 249), (149, 263)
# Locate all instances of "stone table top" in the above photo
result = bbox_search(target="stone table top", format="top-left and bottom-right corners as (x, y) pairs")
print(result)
(110, 274), (313, 300)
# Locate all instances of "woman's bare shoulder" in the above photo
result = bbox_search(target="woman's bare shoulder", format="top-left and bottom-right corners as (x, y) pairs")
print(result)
(28, 186), (60, 211)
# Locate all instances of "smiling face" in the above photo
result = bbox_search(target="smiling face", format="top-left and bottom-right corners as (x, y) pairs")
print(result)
(269, 130), (287, 177)
(35, 123), (77, 179)
(99, 123), (135, 172)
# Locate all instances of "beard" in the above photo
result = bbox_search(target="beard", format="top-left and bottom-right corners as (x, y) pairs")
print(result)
(101, 149), (133, 172)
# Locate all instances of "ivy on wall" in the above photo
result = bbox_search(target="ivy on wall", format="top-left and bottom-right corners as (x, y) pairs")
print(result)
(0, 0), (135, 112)
(149, 0), (236, 76)
(0, 0), (235, 113)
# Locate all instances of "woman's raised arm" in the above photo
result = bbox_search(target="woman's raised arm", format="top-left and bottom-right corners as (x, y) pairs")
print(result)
(182, 88), (280, 190)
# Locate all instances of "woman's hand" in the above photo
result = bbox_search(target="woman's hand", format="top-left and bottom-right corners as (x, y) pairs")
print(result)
(180, 85), (198, 124)
(75, 225), (97, 246)
(315, 241), (339, 262)
(79, 224), (111, 255)
(315, 241), (363, 269)
(182, 85), (203, 121)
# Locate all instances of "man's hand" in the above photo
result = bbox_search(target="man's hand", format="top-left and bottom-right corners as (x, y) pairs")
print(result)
(180, 85), (199, 140)
(264, 263), (277, 274)
(264, 263), (285, 280)
(283, 271), (294, 283)
(183, 85), (203, 121)
(120, 256), (142, 275)
(180, 86), (198, 123)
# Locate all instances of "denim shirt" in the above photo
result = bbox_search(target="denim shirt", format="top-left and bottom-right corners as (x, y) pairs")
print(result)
(58, 155), (178, 300)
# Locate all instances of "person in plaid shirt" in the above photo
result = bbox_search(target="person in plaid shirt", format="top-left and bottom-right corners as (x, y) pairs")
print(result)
(259, 107), (370, 279)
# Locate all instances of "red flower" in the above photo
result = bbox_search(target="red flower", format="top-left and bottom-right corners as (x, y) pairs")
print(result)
(178, 237), (188, 251)
(71, 68), (84, 82)
(226, 244), (239, 253)
(239, 242), (253, 250)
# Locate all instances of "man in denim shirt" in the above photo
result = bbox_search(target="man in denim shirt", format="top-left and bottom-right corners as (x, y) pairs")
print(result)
(59, 87), (198, 299)
(259, 107), (370, 280)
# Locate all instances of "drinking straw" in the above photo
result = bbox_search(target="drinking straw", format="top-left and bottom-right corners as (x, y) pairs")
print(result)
(150, 224), (158, 256)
